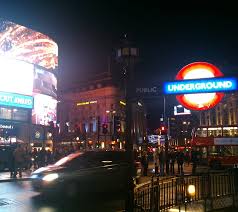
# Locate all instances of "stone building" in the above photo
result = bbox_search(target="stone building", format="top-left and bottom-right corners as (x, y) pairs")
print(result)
(58, 72), (146, 149)
(197, 92), (238, 137)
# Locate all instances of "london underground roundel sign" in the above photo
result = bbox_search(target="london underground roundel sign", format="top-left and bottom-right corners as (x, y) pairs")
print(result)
(176, 62), (224, 110)
(163, 62), (238, 110)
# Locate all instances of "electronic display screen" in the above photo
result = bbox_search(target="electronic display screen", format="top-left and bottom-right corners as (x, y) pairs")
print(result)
(0, 19), (58, 70)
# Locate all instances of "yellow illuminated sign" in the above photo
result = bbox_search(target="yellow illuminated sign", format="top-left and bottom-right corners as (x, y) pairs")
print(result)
(120, 101), (126, 106)
(77, 100), (97, 106)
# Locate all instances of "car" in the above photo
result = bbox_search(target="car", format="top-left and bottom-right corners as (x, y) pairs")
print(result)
(31, 150), (142, 197)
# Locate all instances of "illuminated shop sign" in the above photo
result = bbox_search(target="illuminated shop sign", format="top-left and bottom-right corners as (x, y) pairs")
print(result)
(0, 124), (14, 129)
(164, 77), (237, 95)
(163, 62), (237, 111)
(0, 92), (33, 109)
(77, 101), (97, 106)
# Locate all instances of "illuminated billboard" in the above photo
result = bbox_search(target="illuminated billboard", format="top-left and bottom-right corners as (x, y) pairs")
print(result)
(0, 20), (58, 126)
(174, 105), (191, 116)
(0, 19), (58, 70)
(0, 91), (33, 109)
(0, 56), (34, 95)
(33, 66), (57, 98)
(32, 93), (57, 126)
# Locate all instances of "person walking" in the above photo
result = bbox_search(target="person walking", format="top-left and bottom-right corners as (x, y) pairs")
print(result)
(38, 147), (47, 167)
(169, 149), (176, 175)
(159, 147), (166, 176)
(177, 150), (184, 175)
(32, 148), (38, 170)
(141, 151), (148, 176)
(8, 145), (16, 178)
(191, 148), (198, 175)
(46, 149), (53, 165)
(13, 145), (25, 178)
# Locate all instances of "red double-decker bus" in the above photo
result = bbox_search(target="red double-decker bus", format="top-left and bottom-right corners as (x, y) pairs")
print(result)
(191, 126), (238, 169)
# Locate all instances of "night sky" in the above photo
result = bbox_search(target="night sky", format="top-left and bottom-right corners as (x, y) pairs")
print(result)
(0, 1), (238, 129)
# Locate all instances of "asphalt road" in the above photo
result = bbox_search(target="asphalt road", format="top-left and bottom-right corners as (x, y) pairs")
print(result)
(0, 181), (125, 212)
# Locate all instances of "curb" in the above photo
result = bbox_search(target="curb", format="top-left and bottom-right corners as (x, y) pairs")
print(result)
(0, 177), (31, 183)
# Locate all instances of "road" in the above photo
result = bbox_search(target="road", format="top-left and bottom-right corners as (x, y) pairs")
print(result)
(0, 181), (125, 212)
(0, 164), (221, 212)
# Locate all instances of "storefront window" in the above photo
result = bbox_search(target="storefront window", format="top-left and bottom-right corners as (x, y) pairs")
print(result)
(0, 107), (11, 120)
(0, 107), (29, 122)
(12, 109), (29, 121)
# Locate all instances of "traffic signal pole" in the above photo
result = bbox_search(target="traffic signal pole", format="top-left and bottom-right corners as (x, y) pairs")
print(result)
(125, 70), (134, 212)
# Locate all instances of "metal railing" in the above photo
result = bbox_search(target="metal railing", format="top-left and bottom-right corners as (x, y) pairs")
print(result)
(134, 169), (237, 211)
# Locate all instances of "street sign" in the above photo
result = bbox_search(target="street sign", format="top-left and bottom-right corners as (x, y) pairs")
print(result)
(163, 62), (237, 110)
(133, 85), (161, 97)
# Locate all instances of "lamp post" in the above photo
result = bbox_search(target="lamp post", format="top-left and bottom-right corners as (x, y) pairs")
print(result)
(106, 109), (116, 148)
(116, 35), (139, 212)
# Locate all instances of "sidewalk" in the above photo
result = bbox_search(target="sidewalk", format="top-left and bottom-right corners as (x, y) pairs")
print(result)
(137, 161), (209, 185)
(0, 162), (208, 183)
(0, 170), (31, 182)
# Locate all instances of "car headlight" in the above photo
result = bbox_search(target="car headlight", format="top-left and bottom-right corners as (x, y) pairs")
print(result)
(30, 174), (38, 179)
(42, 173), (59, 182)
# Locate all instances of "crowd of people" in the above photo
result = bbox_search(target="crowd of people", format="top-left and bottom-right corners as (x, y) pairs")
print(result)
(8, 144), (79, 178)
(140, 147), (201, 176)
(6, 143), (201, 178)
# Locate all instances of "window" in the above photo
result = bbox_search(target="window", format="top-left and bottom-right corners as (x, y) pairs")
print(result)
(0, 107), (29, 122)
(0, 107), (11, 120)
(89, 123), (93, 133)
(12, 109), (29, 121)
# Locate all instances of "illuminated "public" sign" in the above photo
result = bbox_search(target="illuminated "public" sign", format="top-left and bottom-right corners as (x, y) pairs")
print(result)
(0, 91), (33, 109)
(164, 77), (237, 95)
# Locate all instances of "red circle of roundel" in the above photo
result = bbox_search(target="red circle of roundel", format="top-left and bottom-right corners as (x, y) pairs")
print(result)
(176, 62), (224, 111)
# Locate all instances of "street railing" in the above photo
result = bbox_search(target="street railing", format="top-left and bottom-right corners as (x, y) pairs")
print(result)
(134, 169), (237, 211)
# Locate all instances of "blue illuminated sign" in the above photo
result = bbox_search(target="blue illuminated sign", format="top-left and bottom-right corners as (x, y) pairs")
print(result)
(164, 77), (238, 95)
(0, 92), (33, 109)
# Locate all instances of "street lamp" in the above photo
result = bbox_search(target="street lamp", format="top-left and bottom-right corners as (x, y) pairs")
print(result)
(187, 184), (196, 199)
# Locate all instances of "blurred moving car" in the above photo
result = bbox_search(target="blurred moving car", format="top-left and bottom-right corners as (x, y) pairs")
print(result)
(31, 150), (142, 196)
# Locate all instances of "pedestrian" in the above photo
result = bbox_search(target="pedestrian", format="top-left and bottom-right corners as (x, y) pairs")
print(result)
(38, 147), (47, 167)
(159, 147), (166, 176)
(154, 148), (159, 175)
(46, 149), (53, 165)
(177, 150), (184, 175)
(169, 149), (176, 175)
(191, 148), (198, 175)
(8, 145), (16, 178)
(141, 151), (148, 176)
(32, 148), (38, 170)
(185, 150), (190, 166)
(13, 145), (25, 178)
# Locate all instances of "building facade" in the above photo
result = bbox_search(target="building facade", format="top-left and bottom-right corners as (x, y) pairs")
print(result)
(0, 20), (58, 150)
(197, 92), (238, 137)
(58, 73), (147, 150)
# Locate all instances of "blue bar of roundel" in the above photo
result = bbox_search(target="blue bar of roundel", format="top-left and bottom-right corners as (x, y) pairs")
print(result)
(163, 77), (238, 95)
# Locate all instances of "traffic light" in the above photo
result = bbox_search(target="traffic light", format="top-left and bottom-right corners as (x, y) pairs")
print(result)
(113, 116), (121, 135)
(160, 125), (167, 135)
(102, 123), (108, 134)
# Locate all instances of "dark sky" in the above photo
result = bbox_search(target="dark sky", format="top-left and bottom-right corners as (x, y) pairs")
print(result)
(0, 1), (238, 129)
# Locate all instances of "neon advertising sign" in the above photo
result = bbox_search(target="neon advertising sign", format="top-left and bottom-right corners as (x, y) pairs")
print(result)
(0, 91), (33, 109)
(164, 62), (238, 110)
